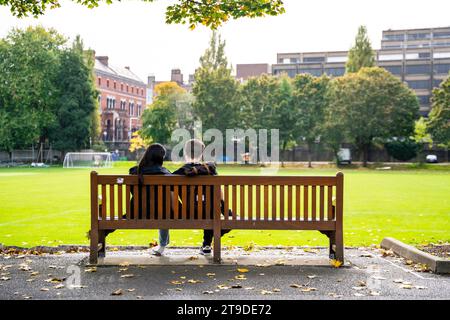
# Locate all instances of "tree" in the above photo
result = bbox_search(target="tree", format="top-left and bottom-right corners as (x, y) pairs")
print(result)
(275, 75), (296, 163)
(427, 75), (450, 153)
(48, 36), (99, 156)
(291, 74), (330, 168)
(0, 0), (285, 29)
(328, 67), (419, 166)
(141, 82), (187, 145)
(192, 31), (240, 132)
(0, 26), (65, 158)
(346, 26), (375, 73)
(385, 138), (419, 161)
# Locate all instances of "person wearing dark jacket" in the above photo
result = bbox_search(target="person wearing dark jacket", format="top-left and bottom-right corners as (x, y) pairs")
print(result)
(173, 139), (232, 256)
(103, 143), (172, 256)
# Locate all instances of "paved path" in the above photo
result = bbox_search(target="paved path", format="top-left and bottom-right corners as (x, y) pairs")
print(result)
(1, 247), (449, 300)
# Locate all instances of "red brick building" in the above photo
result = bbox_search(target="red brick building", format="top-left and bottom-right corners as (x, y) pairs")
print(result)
(94, 56), (147, 146)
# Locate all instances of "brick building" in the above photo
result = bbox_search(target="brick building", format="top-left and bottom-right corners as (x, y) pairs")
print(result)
(94, 56), (147, 148)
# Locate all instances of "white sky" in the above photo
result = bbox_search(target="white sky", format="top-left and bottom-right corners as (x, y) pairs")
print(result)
(1, 0), (449, 82)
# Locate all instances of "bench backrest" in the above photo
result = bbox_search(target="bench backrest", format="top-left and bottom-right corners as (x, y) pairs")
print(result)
(91, 172), (343, 225)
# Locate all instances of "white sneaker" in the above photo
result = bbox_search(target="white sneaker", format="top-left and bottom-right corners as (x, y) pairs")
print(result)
(152, 246), (165, 256)
(199, 246), (212, 256)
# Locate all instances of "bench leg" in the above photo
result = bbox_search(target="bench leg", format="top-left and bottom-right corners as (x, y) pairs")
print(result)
(89, 228), (99, 265)
(98, 230), (106, 258)
(213, 229), (221, 264)
(335, 229), (344, 264)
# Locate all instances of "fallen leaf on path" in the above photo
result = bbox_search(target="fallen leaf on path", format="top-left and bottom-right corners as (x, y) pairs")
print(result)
(54, 284), (64, 289)
(203, 291), (214, 294)
(206, 273), (216, 277)
(111, 289), (123, 296)
(45, 277), (64, 283)
(290, 284), (303, 288)
(120, 274), (135, 279)
(401, 284), (413, 289)
(370, 291), (380, 296)
(307, 275), (317, 279)
(330, 260), (343, 268)
(231, 284), (243, 289)
(272, 288), (281, 292)
(217, 284), (230, 290)
(40, 288), (50, 292)
(301, 287), (317, 292)
(188, 279), (202, 284)
(85, 267), (97, 273)
(0, 277), (10, 281)
(235, 275), (247, 280)
(261, 290), (273, 295)
(170, 280), (184, 285)
(237, 268), (249, 273)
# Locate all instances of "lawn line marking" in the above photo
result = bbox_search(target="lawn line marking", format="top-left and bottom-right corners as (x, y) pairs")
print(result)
(0, 209), (83, 227)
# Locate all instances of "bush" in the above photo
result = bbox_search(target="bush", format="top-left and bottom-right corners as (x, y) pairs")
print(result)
(385, 138), (419, 161)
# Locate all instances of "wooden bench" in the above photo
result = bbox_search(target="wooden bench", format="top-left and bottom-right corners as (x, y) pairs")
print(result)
(89, 172), (344, 264)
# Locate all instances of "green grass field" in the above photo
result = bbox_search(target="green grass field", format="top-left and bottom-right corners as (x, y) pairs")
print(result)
(0, 162), (449, 248)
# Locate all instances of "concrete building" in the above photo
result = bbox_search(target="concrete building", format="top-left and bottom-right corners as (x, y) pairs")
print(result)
(94, 56), (147, 146)
(236, 63), (271, 81)
(272, 26), (450, 115)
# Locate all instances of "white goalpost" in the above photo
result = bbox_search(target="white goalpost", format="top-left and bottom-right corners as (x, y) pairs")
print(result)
(63, 152), (113, 169)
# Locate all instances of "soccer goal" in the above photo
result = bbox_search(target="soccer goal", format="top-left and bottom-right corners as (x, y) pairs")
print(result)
(63, 152), (113, 169)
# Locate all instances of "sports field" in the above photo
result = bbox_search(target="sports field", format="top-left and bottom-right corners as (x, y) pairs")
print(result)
(0, 162), (449, 248)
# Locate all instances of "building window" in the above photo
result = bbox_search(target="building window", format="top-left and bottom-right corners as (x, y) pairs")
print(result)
(303, 57), (325, 63)
(383, 34), (405, 41)
(433, 31), (450, 39)
(405, 64), (431, 74)
(127, 85), (129, 93)
(141, 89), (144, 96)
(98, 78), (101, 86)
(381, 65), (402, 75)
(324, 67), (345, 77)
(418, 95), (431, 105)
(137, 104), (142, 117)
(407, 33), (431, 41)
(433, 79), (443, 88)
(406, 80), (430, 90)
(434, 41), (450, 47)
(106, 80), (110, 88)
(121, 83), (124, 91)
(434, 63), (450, 74)
(129, 102), (134, 116)
(114, 82), (117, 89)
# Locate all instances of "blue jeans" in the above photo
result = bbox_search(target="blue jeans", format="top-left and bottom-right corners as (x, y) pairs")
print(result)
(159, 229), (170, 247)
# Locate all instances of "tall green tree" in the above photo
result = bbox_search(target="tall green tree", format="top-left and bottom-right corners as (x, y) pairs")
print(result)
(141, 82), (188, 145)
(0, 0), (285, 29)
(275, 75), (295, 160)
(192, 31), (240, 132)
(48, 36), (99, 155)
(328, 67), (419, 166)
(0, 26), (65, 157)
(427, 75), (450, 161)
(291, 74), (331, 168)
(428, 75), (450, 147)
(346, 26), (375, 73)
(239, 74), (280, 130)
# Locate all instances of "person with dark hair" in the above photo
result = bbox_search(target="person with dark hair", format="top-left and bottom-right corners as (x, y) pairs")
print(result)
(93, 144), (172, 256)
(173, 139), (232, 256)
(128, 143), (172, 256)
